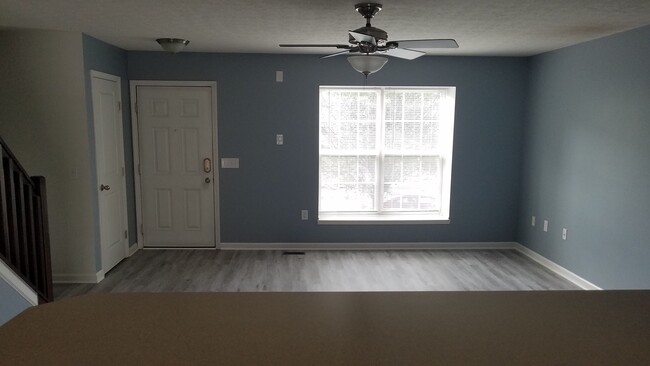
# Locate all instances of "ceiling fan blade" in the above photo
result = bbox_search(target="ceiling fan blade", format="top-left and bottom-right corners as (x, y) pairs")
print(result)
(391, 39), (459, 49)
(321, 50), (351, 59)
(348, 31), (376, 45)
(383, 48), (426, 60)
(279, 44), (351, 48)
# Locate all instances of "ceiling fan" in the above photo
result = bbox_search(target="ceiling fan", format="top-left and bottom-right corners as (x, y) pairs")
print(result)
(279, 3), (458, 76)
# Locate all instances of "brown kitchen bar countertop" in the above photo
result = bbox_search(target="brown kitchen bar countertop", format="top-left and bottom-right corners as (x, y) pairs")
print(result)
(0, 291), (649, 365)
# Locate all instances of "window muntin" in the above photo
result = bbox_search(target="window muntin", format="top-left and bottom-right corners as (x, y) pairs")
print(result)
(319, 86), (455, 222)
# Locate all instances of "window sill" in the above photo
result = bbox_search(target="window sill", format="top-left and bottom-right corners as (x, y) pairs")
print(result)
(318, 214), (450, 225)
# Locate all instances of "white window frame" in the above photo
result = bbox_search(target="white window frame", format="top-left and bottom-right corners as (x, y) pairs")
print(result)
(318, 86), (456, 225)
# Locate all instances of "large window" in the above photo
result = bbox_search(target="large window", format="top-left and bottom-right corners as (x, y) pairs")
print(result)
(318, 86), (456, 223)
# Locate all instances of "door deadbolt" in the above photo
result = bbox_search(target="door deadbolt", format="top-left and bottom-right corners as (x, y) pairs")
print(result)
(205, 177), (211, 183)
(100, 184), (111, 191)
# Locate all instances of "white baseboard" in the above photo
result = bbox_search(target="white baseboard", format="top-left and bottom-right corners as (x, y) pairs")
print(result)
(96, 269), (105, 283)
(514, 243), (601, 290)
(0, 259), (38, 306)
(53, 270), (105, 284)
(220, 242), (518, 251)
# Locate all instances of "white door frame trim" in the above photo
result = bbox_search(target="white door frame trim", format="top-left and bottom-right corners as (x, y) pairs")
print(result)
(91, 70), (130, 272)
(129, 80), (220, 249)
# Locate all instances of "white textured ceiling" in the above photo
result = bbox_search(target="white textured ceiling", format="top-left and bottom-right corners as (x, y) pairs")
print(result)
(1, 0), (650, 56)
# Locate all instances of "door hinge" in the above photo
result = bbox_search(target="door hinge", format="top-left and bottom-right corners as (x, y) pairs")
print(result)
(121, 167), (125, 176)
(117, 101), (122, 111)
(124, 230), (128, 239)
(140, 224), (144, 237)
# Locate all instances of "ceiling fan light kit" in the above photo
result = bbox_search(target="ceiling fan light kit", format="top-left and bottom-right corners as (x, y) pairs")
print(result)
(279, 3), (458, 77)
(347, 55), (388, 76)
(156, 38), (190, 53)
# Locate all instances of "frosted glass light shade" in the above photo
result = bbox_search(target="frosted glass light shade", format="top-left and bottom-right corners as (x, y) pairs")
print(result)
(156, 38), (190, 53)
(347, 55), (388, 76)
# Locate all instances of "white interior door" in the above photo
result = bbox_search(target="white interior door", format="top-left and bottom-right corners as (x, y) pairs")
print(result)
(136, 86), (216, 248)
(91, 71), (129, 273)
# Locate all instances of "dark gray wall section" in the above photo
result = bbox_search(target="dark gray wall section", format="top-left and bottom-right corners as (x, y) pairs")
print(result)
(518, 25), (650, 289)
(128, 52), (527, 243)
(82, 34), (136, 270)
(0, 276), (31, 325)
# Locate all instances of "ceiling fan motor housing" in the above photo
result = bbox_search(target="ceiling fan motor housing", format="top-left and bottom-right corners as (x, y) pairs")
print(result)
(350, 26), (388, 43)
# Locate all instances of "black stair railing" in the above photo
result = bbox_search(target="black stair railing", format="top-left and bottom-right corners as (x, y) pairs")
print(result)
(0, 136), (53, 303)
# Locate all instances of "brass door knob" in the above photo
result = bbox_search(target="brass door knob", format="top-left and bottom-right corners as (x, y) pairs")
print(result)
(100, 184), (111, 191)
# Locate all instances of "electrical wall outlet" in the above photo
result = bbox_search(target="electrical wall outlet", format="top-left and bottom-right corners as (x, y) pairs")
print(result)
(562, 228), (568, 240)
(531, 216), (536, 227)
(543, 220), (549, 232)
(301, 210), (308, 220)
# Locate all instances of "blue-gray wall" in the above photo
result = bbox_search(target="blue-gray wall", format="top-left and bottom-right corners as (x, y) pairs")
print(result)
(0, 277), (31, 325)
(128, 53), (528, 243)
(82, 34), (136, 271)
(517, 25), (650, 289)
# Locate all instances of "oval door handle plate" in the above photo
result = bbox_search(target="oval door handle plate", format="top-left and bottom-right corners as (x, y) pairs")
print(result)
(205, 177), (211, 183)
(203, 158), (212, 173)
(100, 184), (111, 191)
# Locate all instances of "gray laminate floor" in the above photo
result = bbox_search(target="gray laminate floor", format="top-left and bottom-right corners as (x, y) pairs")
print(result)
(54, 249), (580, 299)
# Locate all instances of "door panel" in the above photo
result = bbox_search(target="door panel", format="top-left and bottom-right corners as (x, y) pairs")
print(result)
(153, 128), (171, 173)
(155, 189), (173, 229)
(137, 86), (215, 247)
(91, 72), (128, 273)
(181, 128), (200, 173)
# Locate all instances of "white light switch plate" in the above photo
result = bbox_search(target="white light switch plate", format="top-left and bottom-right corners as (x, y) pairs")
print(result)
(276, 134), (284, 145)
(221, 158), (239, 169)
(276, 71), (283, 82)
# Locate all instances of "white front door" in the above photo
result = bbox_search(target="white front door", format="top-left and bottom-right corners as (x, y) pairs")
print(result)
(136, 85), (216, 248)
(91, 71), (129, 273)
